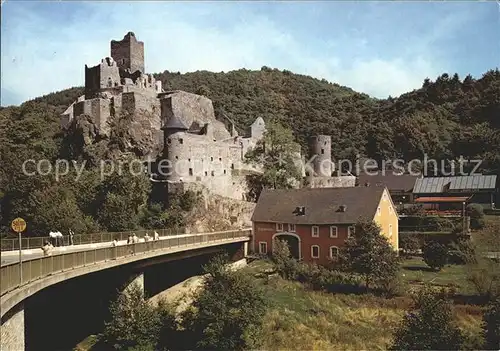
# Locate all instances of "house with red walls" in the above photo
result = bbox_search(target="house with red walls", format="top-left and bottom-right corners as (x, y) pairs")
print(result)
(251, 186), (399, 265)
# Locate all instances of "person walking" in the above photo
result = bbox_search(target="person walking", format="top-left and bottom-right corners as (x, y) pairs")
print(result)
(154, 231), (159, 241)
(132, 233), (138, 244)
(49, 231), (57, 247)
(69, 229), (74, 245)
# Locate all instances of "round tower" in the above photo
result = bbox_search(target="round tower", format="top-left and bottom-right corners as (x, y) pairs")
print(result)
(162, 115), (189, 182)
(309, 135), (332, 177)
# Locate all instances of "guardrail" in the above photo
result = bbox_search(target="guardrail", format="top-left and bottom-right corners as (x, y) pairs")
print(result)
(0, 227), (185, 252)
(1, 229), (251, 297)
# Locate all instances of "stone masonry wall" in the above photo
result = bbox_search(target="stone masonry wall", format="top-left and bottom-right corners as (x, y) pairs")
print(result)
(111, 32), (145, 73)
(1, 303), (25, 351)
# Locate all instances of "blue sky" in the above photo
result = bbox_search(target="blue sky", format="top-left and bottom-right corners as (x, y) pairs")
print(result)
(1, 1), (499, 106)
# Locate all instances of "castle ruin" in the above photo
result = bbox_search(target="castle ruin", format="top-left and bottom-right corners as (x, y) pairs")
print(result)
(61, 31), (354, 202)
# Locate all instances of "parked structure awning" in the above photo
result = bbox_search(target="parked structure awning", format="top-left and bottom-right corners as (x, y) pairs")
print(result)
(415, 196), (470, 203)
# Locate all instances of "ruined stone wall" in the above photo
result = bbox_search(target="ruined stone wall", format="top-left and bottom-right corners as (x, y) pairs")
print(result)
(250, 117), (266, 139)
(84, 59), (121, 99)
(111, 32), (145, 73)
(73, 98), (111, 136)
(160, 91), (215, 126)
(99, 58), (121, 89)
(85, 64), (101, 99)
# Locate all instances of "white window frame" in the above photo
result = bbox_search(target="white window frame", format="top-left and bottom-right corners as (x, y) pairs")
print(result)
(389, 206), (393, 215)
(330, 226), (338, 238)
(259, 241), (267, 254)
(330, 246), (339, 259)
(348, 226), (355, 238)
(311, 245), (320, 259)
(311, 226), (319, 237)
(288, 223), (296, 232)
(389, 224), (393, 237)
(276, 223), (283, 231)
(377, 207), (381, 216)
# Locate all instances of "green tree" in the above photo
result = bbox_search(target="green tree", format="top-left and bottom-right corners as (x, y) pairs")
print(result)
(483, 298), (500, 350)
(390, 288), (464, 350)
(102, 282), (177, 351)
(422, 241), (448, 271)
(181, 255), (268, 350)
(340, 220), (400, 291)
(467, 203), (485, 230)
(245, 121), (302, 200)
(400, 234), (421, 258)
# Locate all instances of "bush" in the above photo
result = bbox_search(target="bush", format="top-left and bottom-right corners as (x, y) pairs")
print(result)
(181, 255), (268, 350)
(102, 282), (177, 351)
(390, 288), (464, 350)
(400, 234), (421, 257)
(483, 298), (500, 350)
(467, 203), (485, 230)
(422, 241), (448, 271)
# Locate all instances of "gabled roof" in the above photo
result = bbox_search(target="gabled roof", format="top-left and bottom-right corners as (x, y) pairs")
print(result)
(357, 173), (418, 192)
(251, 186), (386, 225)
(413, 175), (497, 193)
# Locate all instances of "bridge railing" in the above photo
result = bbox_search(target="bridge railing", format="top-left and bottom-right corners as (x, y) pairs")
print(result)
(0, 227), (185, 251)
(1, 229), (251, 297)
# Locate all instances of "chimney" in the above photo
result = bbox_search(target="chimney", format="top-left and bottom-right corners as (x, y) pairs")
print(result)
(339, 205), (347, 212)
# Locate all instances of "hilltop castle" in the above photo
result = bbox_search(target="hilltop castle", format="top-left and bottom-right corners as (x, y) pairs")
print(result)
(61, 32), (354, 201)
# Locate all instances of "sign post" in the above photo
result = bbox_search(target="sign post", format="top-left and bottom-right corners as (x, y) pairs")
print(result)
(11, 217), (27, 284)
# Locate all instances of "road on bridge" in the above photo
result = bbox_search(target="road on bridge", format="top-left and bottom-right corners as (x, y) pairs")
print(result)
(0, 233), (202, 266)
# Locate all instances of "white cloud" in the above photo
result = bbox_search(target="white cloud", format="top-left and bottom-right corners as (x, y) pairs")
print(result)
(1, 2), (449, 105)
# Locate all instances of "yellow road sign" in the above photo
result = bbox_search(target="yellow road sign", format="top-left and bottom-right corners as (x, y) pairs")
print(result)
(11, 218), (26, 233)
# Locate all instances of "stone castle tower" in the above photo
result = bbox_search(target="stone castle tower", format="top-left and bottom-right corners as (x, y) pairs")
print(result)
(309, 135), (332, 177)
(111, 31), (145, 74)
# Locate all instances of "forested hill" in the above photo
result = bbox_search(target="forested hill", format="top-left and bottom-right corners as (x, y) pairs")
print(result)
(156, 67), (500, 172)
(0, 67), (498, 237)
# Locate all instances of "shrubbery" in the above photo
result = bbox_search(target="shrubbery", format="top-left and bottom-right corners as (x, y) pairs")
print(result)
(390, 288), (464, 350)
(422, 241), (449, 271)
(467, 203), (486, 230)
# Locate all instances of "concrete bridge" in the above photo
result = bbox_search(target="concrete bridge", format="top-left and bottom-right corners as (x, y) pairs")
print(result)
(1, 229), (251, 351)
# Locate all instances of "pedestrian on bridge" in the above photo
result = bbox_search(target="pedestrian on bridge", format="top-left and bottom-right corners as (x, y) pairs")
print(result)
(154, 231), (159, 240)
(49, 231), (57, 246)
(132, 233), (138, 243)
(144, 233), (151, 242)
(69, 229), (74, 245)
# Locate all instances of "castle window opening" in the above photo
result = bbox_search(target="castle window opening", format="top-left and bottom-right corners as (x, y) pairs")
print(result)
(175, 156), (178, 159)
(114, 82), (119, 87)
(321, 149), (324, 154)
(231, 163), (234, 169)
(211, 157), (214, 161)
(189, 168), (193, 176)
(107, 78), (113, 87)
(205, 171), (208, 176)
(188, 158), (191, 162)
(211, 171), (215, 176)
(223, 170), (226, 174)
(219, 157), (222, 161)
(179, 139), (184, 144)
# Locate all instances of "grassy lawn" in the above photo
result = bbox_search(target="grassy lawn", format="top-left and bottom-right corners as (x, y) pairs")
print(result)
(244, 260), (483, 350)
(400, 257), (475, 295)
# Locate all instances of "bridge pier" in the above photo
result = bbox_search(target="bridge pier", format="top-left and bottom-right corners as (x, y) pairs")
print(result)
(1, 302), (25, 351)
(123, 272), (145, 296)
